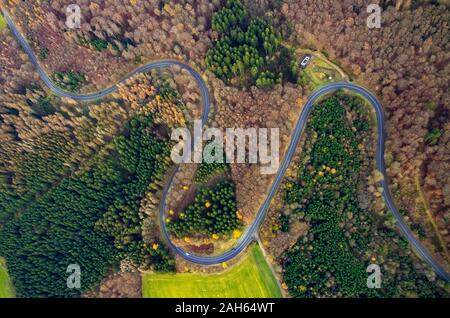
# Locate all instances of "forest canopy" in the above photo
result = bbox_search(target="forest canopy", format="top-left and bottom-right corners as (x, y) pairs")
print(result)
(0, 113), (175, 297)
(206, 0), (296, 89)
(282, 94), (447, 298)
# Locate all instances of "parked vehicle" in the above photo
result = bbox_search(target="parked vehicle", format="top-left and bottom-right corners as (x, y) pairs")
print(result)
(300, 55), (312, 68)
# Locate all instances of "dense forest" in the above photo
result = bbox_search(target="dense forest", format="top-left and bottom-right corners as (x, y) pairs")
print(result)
(0, 67), (189, 296)
(0, 113), (175, 297)
(194, 142), (230, 183)
(168, 181), (241, 238)
(195, 159), (230, 183)
(282, 94), (447, 297)
(206, 0), (296, 88)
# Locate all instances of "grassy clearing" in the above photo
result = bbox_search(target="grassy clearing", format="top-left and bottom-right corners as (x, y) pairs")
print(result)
(299, 58), (342, 89)
(0, 257), (15, 298)
(142, 244), (282, 298)
(288, 46), (347, 89)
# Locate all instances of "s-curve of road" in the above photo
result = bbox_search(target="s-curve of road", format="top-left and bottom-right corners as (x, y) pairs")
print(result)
(3, 9), (449, 282)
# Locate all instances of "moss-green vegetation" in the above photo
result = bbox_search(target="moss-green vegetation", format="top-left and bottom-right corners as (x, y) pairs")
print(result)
(142, 244), (282, 298)
(282, 93), (447, 298)
(167, 181), (241, 238)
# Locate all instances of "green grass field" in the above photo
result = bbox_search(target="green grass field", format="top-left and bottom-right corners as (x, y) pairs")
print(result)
(0, 257), (15, 298)
(142, 245), (282, 298)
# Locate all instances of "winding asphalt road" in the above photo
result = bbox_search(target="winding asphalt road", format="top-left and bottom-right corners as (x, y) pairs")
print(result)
(3, 9), (449, 282)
